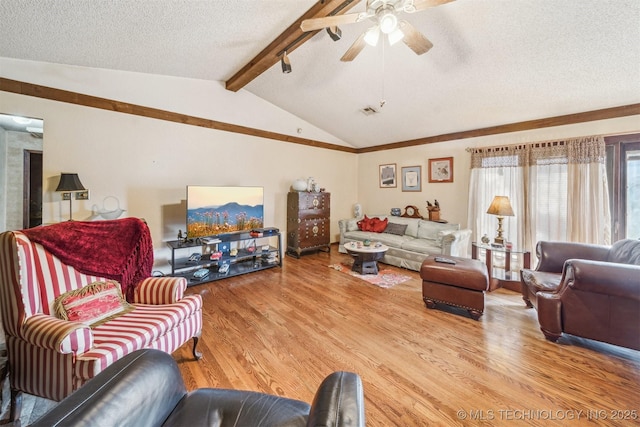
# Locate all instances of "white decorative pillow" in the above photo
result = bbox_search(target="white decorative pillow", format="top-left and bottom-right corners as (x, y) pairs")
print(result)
(436, 230), (456, 247)
(346, 219), (359, 232)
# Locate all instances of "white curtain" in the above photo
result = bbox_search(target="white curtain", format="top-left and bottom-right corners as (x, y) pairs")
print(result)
(467, 145), (526, 250)
(468, 136), (611, 256)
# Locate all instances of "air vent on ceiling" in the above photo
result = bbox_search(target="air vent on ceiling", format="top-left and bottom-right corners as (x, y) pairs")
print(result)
(361, 106), (378, 116)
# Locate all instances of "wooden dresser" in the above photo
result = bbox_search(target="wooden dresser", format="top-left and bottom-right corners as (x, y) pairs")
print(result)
(286, 191), (330, 258)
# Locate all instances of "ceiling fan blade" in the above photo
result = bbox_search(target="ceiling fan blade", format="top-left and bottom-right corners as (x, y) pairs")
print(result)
(301, 12), (364, 32)
(408, 0), (455, 13)
(399, 20), (433, 55)
(340, 32), (368, 62)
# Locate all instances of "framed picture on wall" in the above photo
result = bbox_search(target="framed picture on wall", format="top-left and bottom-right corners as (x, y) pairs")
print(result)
(428, 157), (454, 183)
(379, 163), (397, 188)
(401, 166), (421, 192)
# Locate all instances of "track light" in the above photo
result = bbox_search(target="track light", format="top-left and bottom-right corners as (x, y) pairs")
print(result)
(281, 51), (292, 74)
(326, 26), (342, 41)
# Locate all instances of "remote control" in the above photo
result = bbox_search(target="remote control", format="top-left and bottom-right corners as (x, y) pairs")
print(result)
(434, 257), (456, 265)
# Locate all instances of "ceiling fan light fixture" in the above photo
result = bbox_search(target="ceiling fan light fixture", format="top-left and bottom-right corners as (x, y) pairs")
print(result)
(364, 26), (380, 46)
(379, 11), (398, 34)
(388, 27), (404, 45)
(281, 51), (292, 74)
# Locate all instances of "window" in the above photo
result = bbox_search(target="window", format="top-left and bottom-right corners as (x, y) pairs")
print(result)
(469, 136), (610, 256)
(606, 134), (640, 240)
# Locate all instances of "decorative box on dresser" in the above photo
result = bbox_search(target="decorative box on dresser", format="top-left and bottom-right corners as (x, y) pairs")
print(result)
(287, 191), (331, 258)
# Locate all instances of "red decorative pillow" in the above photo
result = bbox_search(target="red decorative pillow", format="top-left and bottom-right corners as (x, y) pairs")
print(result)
(356, 216), (388, 233)
(370, 217), (388, 233)
(53, 281), (134, 327)
(357, 215), (373, 231)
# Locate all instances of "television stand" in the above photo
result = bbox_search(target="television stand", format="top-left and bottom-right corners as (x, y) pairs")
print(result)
(166, 227), (282, 286)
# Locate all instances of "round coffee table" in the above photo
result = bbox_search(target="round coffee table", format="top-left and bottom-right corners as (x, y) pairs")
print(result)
(344, 241), (389, 274)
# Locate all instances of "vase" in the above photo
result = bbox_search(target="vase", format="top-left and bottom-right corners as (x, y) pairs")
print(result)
(292, 179), (307, 192)
(354, 203), (362, 218)
(307, 177), (315, 192)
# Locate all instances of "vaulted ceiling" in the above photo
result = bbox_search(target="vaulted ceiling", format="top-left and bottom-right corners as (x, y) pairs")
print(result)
(1, 0), (639, 149)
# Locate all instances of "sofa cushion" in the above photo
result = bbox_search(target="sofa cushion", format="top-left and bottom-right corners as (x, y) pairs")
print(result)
(607, 239), (640, 265)
(76, 295), (203, 379)
(384, 223), (408, 236)
(54, 281), (134, 327)
(344, 230), (411, 248)
(417, 220), (460, 241)
(386, 217), (419, 237)
(401, 238), (443, 255)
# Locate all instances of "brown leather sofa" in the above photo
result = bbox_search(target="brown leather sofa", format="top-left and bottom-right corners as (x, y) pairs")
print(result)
(31, 349), (365, 427)
(521, 239), (640, 350)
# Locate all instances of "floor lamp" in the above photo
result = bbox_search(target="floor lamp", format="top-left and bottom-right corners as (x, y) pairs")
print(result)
(486, 196), (514, 245)
(56, 173), (86, 221)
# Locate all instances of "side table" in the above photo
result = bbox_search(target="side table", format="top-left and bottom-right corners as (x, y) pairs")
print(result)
(472, 242), (530, 292)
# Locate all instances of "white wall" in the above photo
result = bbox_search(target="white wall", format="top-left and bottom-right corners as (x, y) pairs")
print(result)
(358, 115), (640, 236)
(0, 59), (358, 271)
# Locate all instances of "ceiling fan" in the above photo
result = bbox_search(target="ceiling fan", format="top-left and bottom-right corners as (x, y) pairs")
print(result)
(301, 0), (454, 62)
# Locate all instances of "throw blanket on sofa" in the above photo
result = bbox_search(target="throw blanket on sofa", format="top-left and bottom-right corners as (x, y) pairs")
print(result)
(22, 218), (153, 300)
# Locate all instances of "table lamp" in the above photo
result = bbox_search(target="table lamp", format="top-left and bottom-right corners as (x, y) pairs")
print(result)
(486, 196), (514, 245)
(56, 173), (86, 221)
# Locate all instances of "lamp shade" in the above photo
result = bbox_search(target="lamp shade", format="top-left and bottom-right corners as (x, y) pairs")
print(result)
(55, 173), (86, 192)
(486, 196), (514, 217)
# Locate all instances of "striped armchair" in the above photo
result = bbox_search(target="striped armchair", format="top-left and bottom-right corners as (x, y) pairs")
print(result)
(0, 220), (202, 422)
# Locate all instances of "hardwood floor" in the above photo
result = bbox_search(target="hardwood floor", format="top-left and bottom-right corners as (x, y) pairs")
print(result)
(174, 246), (640, 426)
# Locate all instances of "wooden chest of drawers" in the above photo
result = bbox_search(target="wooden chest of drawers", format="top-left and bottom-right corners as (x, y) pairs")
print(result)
(286, 191), (330, 258)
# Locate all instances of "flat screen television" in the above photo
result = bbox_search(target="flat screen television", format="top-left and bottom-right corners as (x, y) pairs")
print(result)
(186, 186), (264, 238)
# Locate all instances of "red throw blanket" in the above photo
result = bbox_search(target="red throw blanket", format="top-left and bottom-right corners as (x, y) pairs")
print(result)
(22, 218), (153, 301)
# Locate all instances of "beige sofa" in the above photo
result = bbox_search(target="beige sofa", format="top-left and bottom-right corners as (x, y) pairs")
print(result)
(338, 215), (472, 271)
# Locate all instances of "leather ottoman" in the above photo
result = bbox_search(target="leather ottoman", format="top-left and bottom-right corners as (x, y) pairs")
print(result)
(420, 255), (494, 320)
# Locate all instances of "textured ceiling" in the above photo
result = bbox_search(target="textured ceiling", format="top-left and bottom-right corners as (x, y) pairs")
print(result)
(1, 0), (639, 148)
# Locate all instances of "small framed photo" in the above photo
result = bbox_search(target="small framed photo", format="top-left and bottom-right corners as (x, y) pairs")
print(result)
(379, 163), (397, 188)
(401, 166), (421, 192)
(428, 157), (454, 183)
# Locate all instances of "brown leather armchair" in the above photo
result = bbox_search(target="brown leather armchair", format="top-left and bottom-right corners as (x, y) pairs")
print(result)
(521, 239), (640, 350)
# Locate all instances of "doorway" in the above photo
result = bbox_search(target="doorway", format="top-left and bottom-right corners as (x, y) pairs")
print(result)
(0, 113), (44, 232)
(24, 150), (43, 228)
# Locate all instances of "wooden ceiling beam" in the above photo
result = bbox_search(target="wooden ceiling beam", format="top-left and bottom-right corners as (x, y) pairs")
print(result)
(225, 0), (361, 92)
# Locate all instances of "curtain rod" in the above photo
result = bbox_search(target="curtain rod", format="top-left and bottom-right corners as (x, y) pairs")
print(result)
(465, 130), (640, 152)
